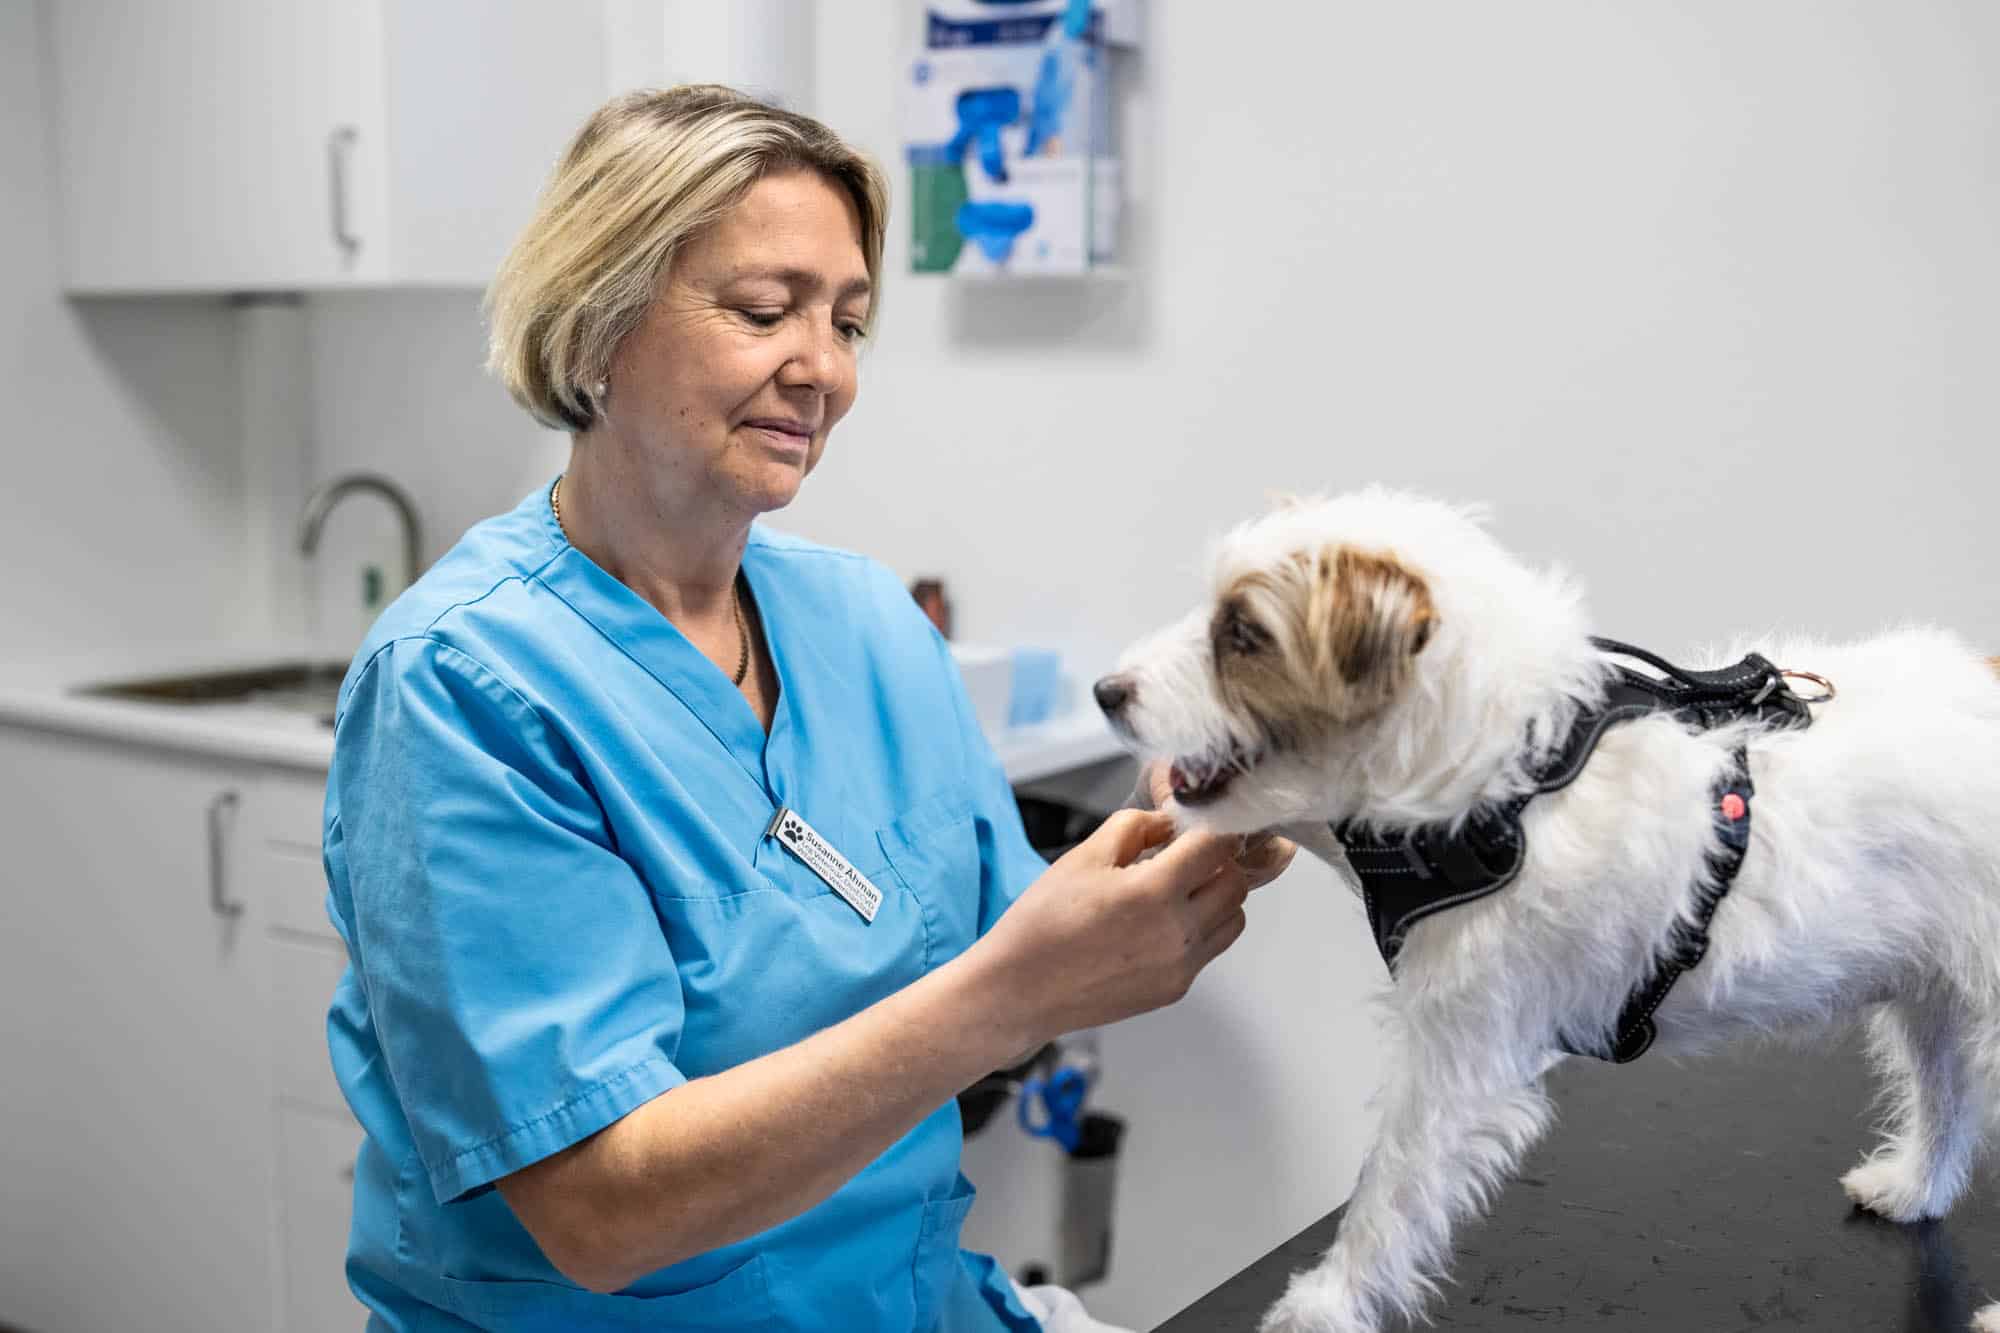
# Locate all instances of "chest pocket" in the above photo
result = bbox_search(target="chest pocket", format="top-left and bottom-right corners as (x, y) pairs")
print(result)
(876, 788), (983, 971)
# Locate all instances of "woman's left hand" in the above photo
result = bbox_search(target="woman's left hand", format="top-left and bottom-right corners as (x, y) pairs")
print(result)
(1137, 760), (1299, 891)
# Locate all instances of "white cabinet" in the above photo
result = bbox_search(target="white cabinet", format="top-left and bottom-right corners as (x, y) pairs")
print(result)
(244, 775), (370, 1333)
(44, 0), (609, 293)
(0, 728), (277, 1332)
(277, 1105), (368, 1333)
(0, 726), (362, 1333)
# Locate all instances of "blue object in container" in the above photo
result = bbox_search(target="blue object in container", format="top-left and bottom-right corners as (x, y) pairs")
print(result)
(947, 86), (1023, 183)
(1019, 1065), (1090, 1154)
(955, 200), (1036, 263)
(1026, 0), (1094, 156)
(1007, 648), (1062, 728)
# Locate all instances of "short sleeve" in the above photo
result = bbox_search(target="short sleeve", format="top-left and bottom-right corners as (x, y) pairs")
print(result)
(326, 638), (687, 1205)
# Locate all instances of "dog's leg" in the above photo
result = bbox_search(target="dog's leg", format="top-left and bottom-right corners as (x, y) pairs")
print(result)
(1260, 1048), (1554, 1333)
(1841, 987), (1980, 1223)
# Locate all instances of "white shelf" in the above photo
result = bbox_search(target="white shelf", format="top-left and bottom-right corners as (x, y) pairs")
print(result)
(0, 672), (1130, 787)
(989, 709), (1129, 785)
(942, 265), (1132, 283)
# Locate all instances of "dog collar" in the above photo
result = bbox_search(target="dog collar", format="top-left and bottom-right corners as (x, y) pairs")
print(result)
(1335, 637), (1814, 1064)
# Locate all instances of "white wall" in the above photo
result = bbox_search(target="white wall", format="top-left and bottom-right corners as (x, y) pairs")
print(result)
(297, 290), (564, 650)
(0, 1), (248, 674)
(795, 1), (2000, 669)
(304, 2), (2000, 665)
(286, 4), (2000, 1327)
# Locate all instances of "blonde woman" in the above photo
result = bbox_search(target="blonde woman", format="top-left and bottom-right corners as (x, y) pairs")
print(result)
(322, 85), (1293, 1332)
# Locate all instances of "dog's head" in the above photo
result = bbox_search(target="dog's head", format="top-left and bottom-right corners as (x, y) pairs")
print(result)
(1098, 490), (1594, 833)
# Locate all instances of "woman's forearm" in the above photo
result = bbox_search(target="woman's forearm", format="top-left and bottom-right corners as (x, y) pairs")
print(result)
(500, 810), (1269, 1293)
(502, 938), (1036, 1292)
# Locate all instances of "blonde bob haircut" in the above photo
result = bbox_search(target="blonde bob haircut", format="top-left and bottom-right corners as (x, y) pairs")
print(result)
(486, 85), (889, 433)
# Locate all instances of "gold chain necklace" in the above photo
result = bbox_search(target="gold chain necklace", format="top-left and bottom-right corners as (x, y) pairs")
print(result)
(553, 476), (751, 686)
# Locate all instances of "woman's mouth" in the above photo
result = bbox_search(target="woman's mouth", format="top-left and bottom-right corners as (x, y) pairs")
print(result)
(743, 418), (815, 452)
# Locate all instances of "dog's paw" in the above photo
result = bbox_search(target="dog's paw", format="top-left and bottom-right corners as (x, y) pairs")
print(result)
(1841, 1156), (1946, 1223)
(1969, 1300), (2000, 1332)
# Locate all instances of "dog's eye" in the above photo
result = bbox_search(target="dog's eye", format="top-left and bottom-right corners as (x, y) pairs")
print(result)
(1220, 607), (1270, 656)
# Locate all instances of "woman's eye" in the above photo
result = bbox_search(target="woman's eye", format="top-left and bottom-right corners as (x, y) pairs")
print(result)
(741, 309), (784, 327)
(838, 322), (867, 342)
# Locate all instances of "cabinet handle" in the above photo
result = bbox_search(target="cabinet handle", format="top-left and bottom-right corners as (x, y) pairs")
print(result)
(327, 126), (361, 262)
(206, 789), (244, 919)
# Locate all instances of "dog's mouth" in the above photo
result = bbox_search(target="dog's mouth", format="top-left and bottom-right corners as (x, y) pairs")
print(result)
(1170, 746), (1264, 807)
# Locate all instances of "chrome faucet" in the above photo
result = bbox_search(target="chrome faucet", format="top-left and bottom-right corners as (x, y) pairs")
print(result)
(298, 473), (425, 595)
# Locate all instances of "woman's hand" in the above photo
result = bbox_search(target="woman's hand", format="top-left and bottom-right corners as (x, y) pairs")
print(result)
(972, 809), (1269, 1052)
(1137, 757), (1300, 895)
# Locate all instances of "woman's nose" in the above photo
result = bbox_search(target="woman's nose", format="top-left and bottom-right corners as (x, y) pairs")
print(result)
(779, 319), (846, 392)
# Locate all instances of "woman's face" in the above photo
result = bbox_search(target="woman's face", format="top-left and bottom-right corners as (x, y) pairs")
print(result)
(600, 168), (871, 519)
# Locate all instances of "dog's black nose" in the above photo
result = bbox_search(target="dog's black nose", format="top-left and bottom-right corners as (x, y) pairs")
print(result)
(1093, 675), (1133, 715)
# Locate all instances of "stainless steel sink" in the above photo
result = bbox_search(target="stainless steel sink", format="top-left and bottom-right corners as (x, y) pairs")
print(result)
(76, 660), (349, 727)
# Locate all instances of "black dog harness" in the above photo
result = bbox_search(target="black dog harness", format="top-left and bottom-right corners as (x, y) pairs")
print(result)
(1336, 638), (1816, 1063)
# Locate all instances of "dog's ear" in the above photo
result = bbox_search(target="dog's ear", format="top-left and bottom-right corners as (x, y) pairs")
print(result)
(1308, 546), (1437, 691)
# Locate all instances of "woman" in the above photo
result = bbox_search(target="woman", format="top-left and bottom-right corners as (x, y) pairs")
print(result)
(323, 85), (1294, 1332)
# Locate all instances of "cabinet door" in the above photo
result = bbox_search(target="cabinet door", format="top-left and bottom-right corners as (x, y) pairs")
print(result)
(0, 728), (275, 1333)
(276, 1105), (368, 1333)
(379, 0), (609, 285)
(47, 0), (389, 292)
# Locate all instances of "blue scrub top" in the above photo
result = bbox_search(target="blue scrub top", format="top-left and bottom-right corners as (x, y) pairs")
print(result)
(322, 485), (1050, 1332)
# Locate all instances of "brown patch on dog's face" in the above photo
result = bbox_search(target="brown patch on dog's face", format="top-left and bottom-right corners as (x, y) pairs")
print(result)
(1319, 548), (1437, 688)
(1212, 546), (1437, 747)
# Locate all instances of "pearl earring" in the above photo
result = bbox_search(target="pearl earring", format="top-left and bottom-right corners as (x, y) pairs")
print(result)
(593, 380), (608, 401)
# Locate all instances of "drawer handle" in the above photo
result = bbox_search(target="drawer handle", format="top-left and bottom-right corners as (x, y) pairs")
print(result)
(327, 126), (361, 262)
(206, 790), (244, 919)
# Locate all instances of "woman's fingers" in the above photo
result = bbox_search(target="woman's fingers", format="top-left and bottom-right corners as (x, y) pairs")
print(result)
(1190, 903), (1249, 972)
(1236, 833), (1299, 888)
(1186, 859), (1252, 938)
(1138, 825), (1243, 891)
(1080, 808), (1177, 867)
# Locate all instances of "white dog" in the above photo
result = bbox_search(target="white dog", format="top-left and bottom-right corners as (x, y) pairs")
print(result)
(1096, 490), (2000, 1333)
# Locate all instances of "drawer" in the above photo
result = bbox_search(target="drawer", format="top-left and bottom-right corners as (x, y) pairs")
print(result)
(268, 934), (350, 1116)
(258, 841), (340, 943)
(276, 1103), (367, 1333)
(248, 772), (328, 854)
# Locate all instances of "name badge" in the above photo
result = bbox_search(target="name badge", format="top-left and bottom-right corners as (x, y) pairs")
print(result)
(765, 806), (882, 923)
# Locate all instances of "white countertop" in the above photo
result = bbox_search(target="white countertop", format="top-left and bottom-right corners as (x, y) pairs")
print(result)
(0, 646), (342, 771)
(0, 653), (1130, 782)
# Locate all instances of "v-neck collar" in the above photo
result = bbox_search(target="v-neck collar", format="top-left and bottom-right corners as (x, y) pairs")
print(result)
(535, 484), (796, 801)
(737, 538), (846, 812)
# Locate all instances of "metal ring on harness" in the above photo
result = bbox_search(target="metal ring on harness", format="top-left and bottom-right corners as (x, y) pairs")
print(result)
(1779, 669), (1836, 703)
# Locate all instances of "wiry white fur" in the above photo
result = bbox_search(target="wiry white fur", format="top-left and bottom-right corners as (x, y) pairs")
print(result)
(1105, 490), (2000, 1333)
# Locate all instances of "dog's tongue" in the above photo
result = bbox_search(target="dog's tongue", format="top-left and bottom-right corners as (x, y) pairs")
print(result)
(1169, 761), (1193, 794)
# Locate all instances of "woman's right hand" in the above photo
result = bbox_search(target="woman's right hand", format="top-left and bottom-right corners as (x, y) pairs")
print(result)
(973, 810), (1257, 1052)
(500, 808), (1255, 1290)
